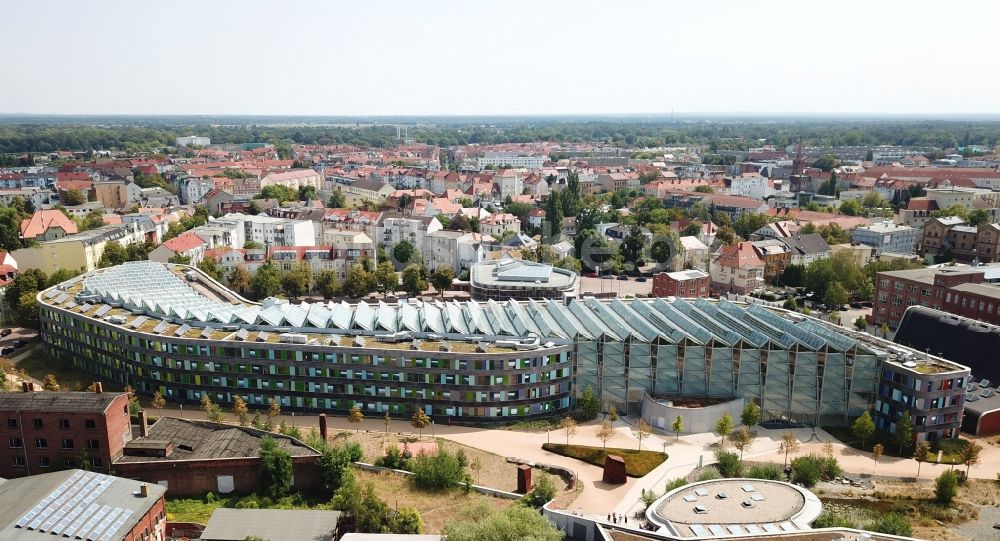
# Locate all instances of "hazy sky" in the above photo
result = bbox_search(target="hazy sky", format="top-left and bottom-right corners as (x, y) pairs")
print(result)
(4, 0), (999, 116)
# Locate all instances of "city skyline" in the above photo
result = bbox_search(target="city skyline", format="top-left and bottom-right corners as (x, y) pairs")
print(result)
(4, 0), (999, 116)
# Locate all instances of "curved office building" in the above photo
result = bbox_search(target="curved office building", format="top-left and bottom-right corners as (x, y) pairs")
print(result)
(37, 261), (962, 426)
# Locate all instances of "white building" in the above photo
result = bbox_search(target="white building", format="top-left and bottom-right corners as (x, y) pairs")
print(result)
(261, 169), (323, 191)
(476, 152), (546, 170)
(219, 212), (315, 247)
(176, 135), (211, 147)
(423, 230), (487, 274)
(376, 214), (443, 258)
(182, 177), (216, 205)
(479, 213), (521, 238)
(728, 173), (774, 199)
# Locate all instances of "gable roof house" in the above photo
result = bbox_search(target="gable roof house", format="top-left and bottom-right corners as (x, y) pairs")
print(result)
(19, 209), (79, 242)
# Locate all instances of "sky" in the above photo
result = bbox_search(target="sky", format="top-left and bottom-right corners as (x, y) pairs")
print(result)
(4, 0), (1000, 116)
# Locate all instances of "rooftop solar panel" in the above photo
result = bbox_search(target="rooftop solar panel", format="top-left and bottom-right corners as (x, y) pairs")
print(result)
(93, 305), (112, 317)
(235, 328), (249, 340)
(152, 321), (168, 334)
(174, 324), (191, 336)
(256, 331), (269, 342)
(201, 326), (214, 339)
(130, 316), (148, 329)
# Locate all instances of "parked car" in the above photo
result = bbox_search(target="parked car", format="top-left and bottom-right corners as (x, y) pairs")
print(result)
(11, 340), (25, 349)
(635, 277), (648, 282)
(616, 275), (629, 281)
(602, 274), (615, 279)
(850, 302), (862, 309)
(0, 347), (12, 356)
(0, 328), (11, 337)
(585, 272), (598, 278)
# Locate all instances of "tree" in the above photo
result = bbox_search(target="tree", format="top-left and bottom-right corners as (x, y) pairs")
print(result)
(607, 403), (619, 422)
(259, 185), (297, 203)
(374, 261), (399, 297)
(318, 444), (355, 491)
(151, 391), (166, 413)
(544, 189), (563, 239)
(383, 411), (392, 441)
(872, 443), (884, 474)
(328, 190), (346, 208)
(813, 154), (839, 172)
(741, 401), (760, 427)
(732, 213), (769, 240)
(894, 411), (913, 455)
(429, 266), (455, 297)
(281, 262), (313, 298)
(621, 225), (646, 263)
(596, 421), (615, 449)
(42, 373), (60, 391)
(672, 415), (684, 441)
(98, 242), (127, 268)
(778, 431), (800, 467)
(259, 436), (293, 498)
(854, 315), (868, 331)
(732, 427), (754, 461)
(715, 411), (734, 446)
(839, 199), (862, 216)
(349, 404), (364, 432)
(636, 418), (652, 451)
(410, 408), (430, 437)
(233, 395), (249, 426)
(913, 441), (931, 477)
(343, 262), (376, 299)
(881, 323), (890, 338)
(297, 185), (317, 201)
(935, 470), (958, 505)
(196, 257), (224, 282)
(400, 264), (427, 297)
(250, 263), (282, 299)
(852, 411), (876, 449)
(315, 270), (341, 299)
(560, 416), (577, 445)
(957, 441), (982, 477)
(715, 449), (743, 477)
(523, 472), (557, 508)
(716, 225), (737, 245)
(228, 266), (251, 294)
(968, 208), (990, 227)
(824, 281), (849, 308)
(577, 385), (600, 421)
(64, 189), (87, 206)
(392, 240), (416, 265)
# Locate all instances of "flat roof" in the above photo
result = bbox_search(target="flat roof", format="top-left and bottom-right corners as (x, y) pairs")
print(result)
(950, 282), (1000, 300)
(0, 391), (125, 414)
(201, 508), (341, 541)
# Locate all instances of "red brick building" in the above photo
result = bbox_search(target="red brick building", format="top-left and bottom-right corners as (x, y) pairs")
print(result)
(114, 417), (321, 496)
(873, 266), (1000, 329)
(652, 269), (711, 298)
(0, 386), (131, 478)
(0, 468), (166, 541)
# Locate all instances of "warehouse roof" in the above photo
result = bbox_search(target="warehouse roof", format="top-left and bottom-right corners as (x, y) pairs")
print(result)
(200, 508), (341, 541)
(0, 391), (125, 414)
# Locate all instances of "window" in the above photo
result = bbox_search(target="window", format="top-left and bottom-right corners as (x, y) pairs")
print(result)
(6, 418), (17, 429)
(63, 458), (74, 468)
(35, 438), (47, 449)
(58, 419), (70, 429)
(85, 419), (97, 430)
(86, 439), (100, 450)
(11, 456), (26, 467)
(91, 458), (102, 468)
(38, 456), (51, 468)
(33, 419), (44, 429)
(61, 438), (74, 450)
(9, 438), (22, 449)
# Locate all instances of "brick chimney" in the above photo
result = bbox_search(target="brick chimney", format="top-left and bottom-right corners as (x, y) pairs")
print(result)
(94, 382), (103, 394)
(318, 413), (328, 442)
(21, 381), (34, 392)
(138, 410), (149, 438)
(139, 483), (148, 497)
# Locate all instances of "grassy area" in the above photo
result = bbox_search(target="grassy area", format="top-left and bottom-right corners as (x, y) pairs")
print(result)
(495, 418), (562, 433)
(823, 426), (969, 463)
(541, 443), (666, 477)
(14, 348), (121, 392)
(166, 492), (327, 524)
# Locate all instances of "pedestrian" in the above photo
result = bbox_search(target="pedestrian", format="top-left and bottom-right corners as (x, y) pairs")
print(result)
(624, 516), (628, 524)
(607, 513), (611, 522)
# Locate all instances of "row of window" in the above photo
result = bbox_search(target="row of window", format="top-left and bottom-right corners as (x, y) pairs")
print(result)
(9, 456), (103, 468)
(8, 437), (100, 449)
(6, 418), (98, 430)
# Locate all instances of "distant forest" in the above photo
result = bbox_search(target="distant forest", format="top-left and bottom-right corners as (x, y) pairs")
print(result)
(0, 115), (998, 154)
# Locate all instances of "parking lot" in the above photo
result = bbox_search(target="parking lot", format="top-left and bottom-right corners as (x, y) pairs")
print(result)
(579, 275), (653, 297)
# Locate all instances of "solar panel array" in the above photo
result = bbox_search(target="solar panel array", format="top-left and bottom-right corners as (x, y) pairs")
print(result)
(201, 326), (214, 339)
(130, 315), (148, 329)
(93, 305), (112, 318)
(54, 292), (70, 304)
(152, 320), (168, 334)
(45, 289), (61, 299)
(174, 324), (191, 337)
(13, 471), (135, 541)
(74, 261), (878, 353)
(235, 328), (249, 340)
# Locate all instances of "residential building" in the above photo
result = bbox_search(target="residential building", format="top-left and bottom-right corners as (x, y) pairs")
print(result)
(19, 209), (79, 242)
(479, 212), (521, 238)
(899, 197), (939, 228)
(261, 169), (323, 191)
(751, 239), (791, 285)
(92, 180), (129, 209)
(494, 169), (524, 200)
(526, 208), (546, 229)
(423, 230), (486, 274)
(376, 214), (442, 258)
(11, 223), (147, 273)
(920, 216), (965, 257)
(0, 388), (131, 478)
(176, 135), (211, 146)
(727, 173), (773, 199)
(851, 221), (917, 255)
(476, 152), (545, 170)
(778, 234), (831, 266)
(268, 244), (375, 281)
(220, 213), (316, 247)
(651, 269), (710, 297)
(0, 469), (166, 541)
(676, 236), (709, 271)
(336, 179), (395, 208)
(182, 176), (216, 205)
(37, 261), (964, 426)
(710, 242), (764, 294)
(875, 355), (968, 443)
(149, 231), (207, 264)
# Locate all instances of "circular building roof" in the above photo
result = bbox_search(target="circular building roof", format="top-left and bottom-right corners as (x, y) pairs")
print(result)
(646, 478), (822, 538)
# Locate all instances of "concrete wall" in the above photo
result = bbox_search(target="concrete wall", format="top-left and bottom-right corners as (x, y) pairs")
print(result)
(641, 393), (744, 434)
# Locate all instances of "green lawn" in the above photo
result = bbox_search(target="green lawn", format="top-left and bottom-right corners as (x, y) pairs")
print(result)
(823, 425), (969, 463)
(14, 348), (121, 392)
(541, 443), (666, 477)
(167, 493), (329, 524)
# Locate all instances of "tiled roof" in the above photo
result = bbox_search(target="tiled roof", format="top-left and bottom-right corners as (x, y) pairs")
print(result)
(19, 209), (79, 238)
(163, 231), (206, 253)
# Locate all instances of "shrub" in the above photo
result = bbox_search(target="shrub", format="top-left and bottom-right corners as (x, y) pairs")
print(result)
(411, 447), (465, 491)
(377, 444), (410, 470)
(715, 450), (742, 478)
(344, 441), (364, 462)
(456, 449), (468, 468)
(639, 488), (659, 511)
(664, 478), (688, 492)
(813, 511), (855, 528)
(790, 454), (840, 487)
(747, 463), (783, 481)
(866, 513), (912, 537)
(696, 468), (721, 482)
(523, 473), (557, 508)
(935, 470), (958, 504)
